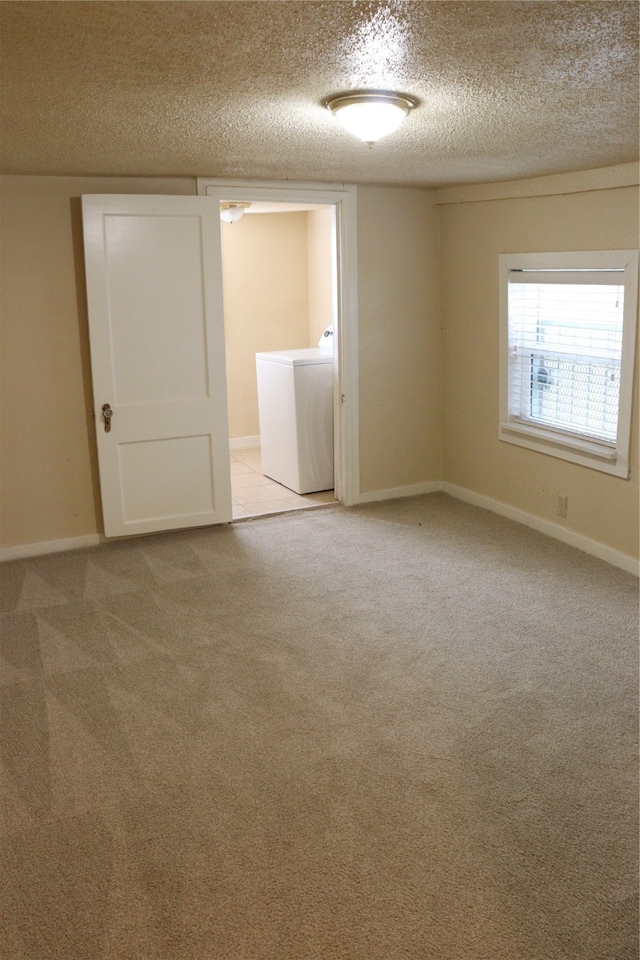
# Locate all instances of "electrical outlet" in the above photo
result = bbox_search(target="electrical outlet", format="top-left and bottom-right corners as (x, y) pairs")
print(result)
(557, 494), (568, 518)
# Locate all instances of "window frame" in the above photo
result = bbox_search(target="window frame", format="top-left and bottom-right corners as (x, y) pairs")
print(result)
(499, 250), (639, 478)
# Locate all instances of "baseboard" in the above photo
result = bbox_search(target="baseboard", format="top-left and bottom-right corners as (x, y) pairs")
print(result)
(441, 482), (639, 576)
(358, 481), (442, 504)
(3, 483), (636, 575)
(229, 436), (260, 451)
(0, 533), (102, 562)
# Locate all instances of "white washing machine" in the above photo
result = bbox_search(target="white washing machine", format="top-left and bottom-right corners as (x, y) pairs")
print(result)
(255, 347), (334, 494)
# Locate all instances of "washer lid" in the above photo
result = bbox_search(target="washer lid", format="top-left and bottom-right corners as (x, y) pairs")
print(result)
(256, 348), (333, 366)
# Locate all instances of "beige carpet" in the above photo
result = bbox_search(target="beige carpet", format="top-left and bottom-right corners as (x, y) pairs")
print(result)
(0, 493), (637, 960)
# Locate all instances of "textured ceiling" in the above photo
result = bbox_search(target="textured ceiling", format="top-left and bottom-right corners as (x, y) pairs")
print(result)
(1, 0), (638, 187)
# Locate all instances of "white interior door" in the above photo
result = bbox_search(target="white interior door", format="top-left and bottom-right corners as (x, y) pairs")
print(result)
(82, 194), (232, 537)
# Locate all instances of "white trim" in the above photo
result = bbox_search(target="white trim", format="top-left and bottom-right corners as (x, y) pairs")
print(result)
(197, 177), (356, 199)
(434, 162), (639, 205)
(0, 534), (101, 562)
(229, 435), (260, 451)
(3, 485), (636, 575)
(442, 482), (639, 576)
(497, 427), (629, 478)
(356, 480), (638, 574)
(197, 177), (360, 507)
(357, 481), (441, 503)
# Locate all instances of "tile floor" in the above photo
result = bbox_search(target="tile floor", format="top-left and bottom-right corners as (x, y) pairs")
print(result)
(231, 447), (337, 520)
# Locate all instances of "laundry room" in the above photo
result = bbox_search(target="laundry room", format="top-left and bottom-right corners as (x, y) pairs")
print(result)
(219, 203), (338, 519)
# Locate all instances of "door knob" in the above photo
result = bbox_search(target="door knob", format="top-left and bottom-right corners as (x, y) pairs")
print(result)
(101, 403), (113, 433)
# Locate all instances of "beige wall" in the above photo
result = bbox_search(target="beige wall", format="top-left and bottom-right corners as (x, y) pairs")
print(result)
(0, 175), (194, 548)
(1, 176), (439, 548)
(220, 211), (310, 440)
(439, 182), (639, 559)
(357, 186), (443, 493)
(306, 207), (334, 345)
(2, 173), (635, 563)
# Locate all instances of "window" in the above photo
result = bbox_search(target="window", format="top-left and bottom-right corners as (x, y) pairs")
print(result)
(499, 250), (638, 478)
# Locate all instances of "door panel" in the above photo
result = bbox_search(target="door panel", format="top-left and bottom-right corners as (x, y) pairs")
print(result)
(119, 435), (215, 523)
(105, 214), (210, 404)
(82, 195), (232, 537)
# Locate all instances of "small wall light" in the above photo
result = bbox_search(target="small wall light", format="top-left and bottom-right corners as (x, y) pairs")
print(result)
(220, 202), (251, 223)
(326, 91), (417, 145)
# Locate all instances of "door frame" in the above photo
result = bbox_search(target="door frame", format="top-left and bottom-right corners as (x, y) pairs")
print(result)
(197, 178), (360, 507)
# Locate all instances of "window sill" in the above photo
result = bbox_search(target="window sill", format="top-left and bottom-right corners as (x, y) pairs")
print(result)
(499, 422), (629, 478)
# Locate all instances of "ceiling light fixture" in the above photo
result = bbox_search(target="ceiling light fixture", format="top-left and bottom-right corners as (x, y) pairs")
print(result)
(326, 91), (417, 145)
(220, 202), (251, 224)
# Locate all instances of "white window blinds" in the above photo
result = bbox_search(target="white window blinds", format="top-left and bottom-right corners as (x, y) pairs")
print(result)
(507, 271), (624, 445)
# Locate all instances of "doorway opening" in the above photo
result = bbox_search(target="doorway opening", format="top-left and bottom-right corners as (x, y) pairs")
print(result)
(220, 200), (337, 519)
(197, 178), (360, 519)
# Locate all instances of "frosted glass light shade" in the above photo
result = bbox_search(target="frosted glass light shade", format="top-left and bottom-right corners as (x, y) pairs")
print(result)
(220, 202), (251, 223)
(326, 92), (417, 144)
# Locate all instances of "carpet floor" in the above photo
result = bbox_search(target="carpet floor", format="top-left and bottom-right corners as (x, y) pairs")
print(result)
(0, 493), (638, 959)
